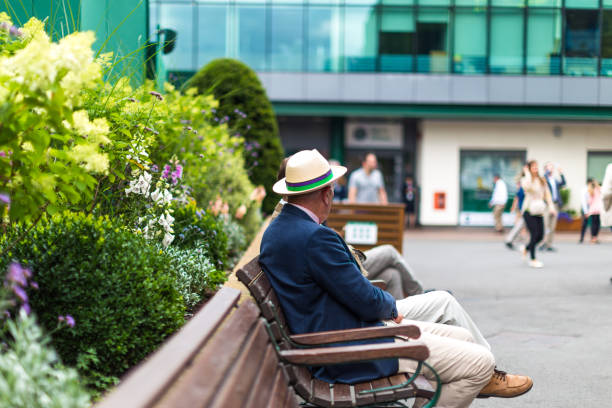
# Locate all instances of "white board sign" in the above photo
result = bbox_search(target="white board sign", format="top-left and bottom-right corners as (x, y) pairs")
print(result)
(345, 122), (403, 148)
(345, 222), (378, 245)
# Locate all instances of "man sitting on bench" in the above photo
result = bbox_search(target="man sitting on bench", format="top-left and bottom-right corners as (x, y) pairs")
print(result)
(259, 149), (533, 408)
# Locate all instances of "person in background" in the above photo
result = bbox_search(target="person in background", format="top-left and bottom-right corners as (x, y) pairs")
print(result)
(540, 162), (566, 251)
(505, 180), (526, 250)
(579, 178), (594, 244)
(586, 180), (603, 244)
(599, 164), (612, 284)
(521, 160), (555, 268)
(403, 175), (418, 228)
(329, 159), (348, 202)
(489, 174), (508, 233)
(348, 152), (388, 204)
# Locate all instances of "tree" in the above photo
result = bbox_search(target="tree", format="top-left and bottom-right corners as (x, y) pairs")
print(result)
(188, 58), (284, 214)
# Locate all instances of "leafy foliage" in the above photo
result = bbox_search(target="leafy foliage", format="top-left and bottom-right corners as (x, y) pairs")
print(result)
(0, 310), (91, 408)
(188, 58), (285, 214)
(1, 212), (185, 393)
(163, 244), (225, 313)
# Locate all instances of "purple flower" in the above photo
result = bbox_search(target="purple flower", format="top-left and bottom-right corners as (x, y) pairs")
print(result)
(65, 315), (75, 328)
(211, 108), (216, 113)
(9, 26), (21, 37)
(0, 151), (6, 157)
(0, 22), (9, 32)
(174, 164), (183, 178)
(58, 315), (65, 322)
(0, 193), (10, 204)
(30, 281), (39, 290)
(151, 164), (159, 172)
(143, 126), (159, 135)
(150, 91), (163, 101)
(12, 286), (27, 303)
(180, 119), (191, 125)
(127, 97), (138, 103)
(7, 263), (26, 287)
(21, 303), (30, 315)
(251, 152), (258, 158)
(253, 161), (259, 166)
(201, 109), (207, 114)
(199, 154), (204, 159)
(3, 310), (10, 319)
(184, 126), (193, 132)
(228, 148), (234, 154)
(162, 164), (172, 179)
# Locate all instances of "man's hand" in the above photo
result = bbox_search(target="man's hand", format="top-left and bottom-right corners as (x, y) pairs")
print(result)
(393, 314), (403, 324)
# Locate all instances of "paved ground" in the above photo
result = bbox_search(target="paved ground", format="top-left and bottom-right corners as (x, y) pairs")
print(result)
(402, 228), (612, 407)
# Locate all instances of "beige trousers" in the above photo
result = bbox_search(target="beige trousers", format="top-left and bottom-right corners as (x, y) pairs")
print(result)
(493, 205), (504, 231)
(541, 204), (559, 247)
(394, 321), (495, 408)
(363, 245), (424, 299)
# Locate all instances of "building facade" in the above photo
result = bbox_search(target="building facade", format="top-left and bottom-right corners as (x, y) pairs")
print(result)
(6, 0), (612, 225)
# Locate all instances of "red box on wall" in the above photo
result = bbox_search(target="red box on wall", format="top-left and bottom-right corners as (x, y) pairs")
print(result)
(434, 192), (446, 210)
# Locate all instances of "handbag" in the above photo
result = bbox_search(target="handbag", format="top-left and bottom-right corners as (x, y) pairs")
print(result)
(527, 199), (547, 216)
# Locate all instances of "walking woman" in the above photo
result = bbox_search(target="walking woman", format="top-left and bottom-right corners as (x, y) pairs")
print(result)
(520, 160), (556, 268)
(586, 180), (603, 244)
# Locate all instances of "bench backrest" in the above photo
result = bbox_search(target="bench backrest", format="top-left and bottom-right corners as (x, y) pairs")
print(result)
(326, 203), (405, 252)
(96, 286), (298, 408)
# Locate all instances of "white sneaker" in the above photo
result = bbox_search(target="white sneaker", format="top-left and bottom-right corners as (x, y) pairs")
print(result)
(528, 260), (544, 268)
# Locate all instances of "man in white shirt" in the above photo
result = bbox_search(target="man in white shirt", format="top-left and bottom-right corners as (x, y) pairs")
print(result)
(489, 174), (508, 233)
(348, 152), (388, 204)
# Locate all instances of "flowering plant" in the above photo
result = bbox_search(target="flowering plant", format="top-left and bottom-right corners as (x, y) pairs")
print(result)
(0, 15), (110, 224)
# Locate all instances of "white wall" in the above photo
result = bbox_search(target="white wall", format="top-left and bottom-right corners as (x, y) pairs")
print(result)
(418, 120), (612, 226)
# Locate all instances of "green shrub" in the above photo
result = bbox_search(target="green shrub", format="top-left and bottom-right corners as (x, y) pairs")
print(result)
(0, 310), (91, 408)
(218, 215), (247, 268)
(188, 58), (285, 214)
(171, 204), (229, 270)
(163, 244), (225, 313)
(1, 212), (185, 393)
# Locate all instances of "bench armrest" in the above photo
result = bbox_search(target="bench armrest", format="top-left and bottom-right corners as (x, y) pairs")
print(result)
(279, 340), (429, 366)
(370, 279), (387, 290)
(290, 325), (420, 346)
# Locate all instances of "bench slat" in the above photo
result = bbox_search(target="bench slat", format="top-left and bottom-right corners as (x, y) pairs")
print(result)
(371, 378), (394, 402)
(210, 319), (272, 408)
(153, 300), (260, 408)
(268, 367), (291, 408)
(354, 382), (376, 405)
(244, 346), (282, 408)
(96, 287), (241, 408)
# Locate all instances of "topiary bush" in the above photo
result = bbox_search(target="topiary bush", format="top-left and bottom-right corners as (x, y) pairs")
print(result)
(0, 212), (185, 393)
(187, 58), (285, 214)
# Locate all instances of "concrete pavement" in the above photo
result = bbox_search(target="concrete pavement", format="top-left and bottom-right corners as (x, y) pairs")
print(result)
(402, 228), (612, 407)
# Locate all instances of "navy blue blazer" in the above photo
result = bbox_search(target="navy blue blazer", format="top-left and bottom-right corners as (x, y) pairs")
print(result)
(546, 174), (566, 206)
(259, 204), (399, 384)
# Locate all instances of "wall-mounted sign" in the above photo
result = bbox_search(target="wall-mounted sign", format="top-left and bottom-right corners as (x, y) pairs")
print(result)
(345, 222), (378, 245)
(434, 192), (446, 210)
(345, 121), (403, 149)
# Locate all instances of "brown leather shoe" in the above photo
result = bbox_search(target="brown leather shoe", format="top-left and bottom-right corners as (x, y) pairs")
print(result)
(478, 369), (533, 398)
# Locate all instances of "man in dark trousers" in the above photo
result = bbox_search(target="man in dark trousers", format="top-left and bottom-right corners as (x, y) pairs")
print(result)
(259, 149), (533, 408)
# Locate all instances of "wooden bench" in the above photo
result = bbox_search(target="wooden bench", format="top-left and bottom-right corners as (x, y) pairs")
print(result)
(96, 284), (439, 408)
(326, 203), (405, 252)
(237, 256), (441, 408)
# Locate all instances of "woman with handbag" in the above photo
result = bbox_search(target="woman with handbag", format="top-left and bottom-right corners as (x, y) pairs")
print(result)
(520, 160), (556, 268)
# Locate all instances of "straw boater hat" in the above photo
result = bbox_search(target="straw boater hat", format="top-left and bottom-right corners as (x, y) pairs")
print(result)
(273, 149), (347, 196)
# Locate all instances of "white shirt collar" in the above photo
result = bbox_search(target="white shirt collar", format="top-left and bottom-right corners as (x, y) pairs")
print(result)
(288, 203), (320, 224)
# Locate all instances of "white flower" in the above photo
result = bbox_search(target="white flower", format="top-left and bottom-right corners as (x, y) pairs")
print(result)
(125, 171), (152, 196)
(150, 188), (172, 206)
(158, 213), (174, 233)
(162, 232), (174, 247)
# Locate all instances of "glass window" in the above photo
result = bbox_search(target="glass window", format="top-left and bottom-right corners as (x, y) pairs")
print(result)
(491, 0), (524, 6)
(455, 0), (488, 6)
(454, 9), (486, 74)
(605, 0), (612, 8)
(197, 5), (228, 68)
(565, 0), (598, 9)
(160, 4), (194, 72)
(416, 0), (450, 5)
(307, 7), (342, 72)
(383, 0), (414, 4)
(270, 6), (303, 71)
(526, 8), (561, 74)
(601, 11), (612, 75)
(237, 6), (267, 71)
(149, 2), (158, 39)
(344, 7), (378, 72)
(416, 8), (450, 73)
(345, 0), (379, 5)
(527, 0), (561, 6)
(379, 8), (414, 72)
(588, 152), (612, 183)
(490, 8), (524, 74)
(564, 9), (599, 76)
